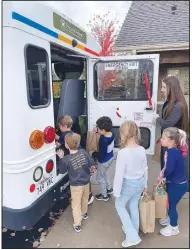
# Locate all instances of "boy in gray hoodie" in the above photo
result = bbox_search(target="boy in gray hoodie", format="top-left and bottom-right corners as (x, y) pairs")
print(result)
(57, 133), (95, 233)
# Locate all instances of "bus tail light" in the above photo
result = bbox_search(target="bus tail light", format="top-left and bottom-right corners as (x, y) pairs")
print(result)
(46, 160), (54, 173)
(44, 126), (55, 143)
(30, 184), (35, 193)
(29, 130), (44, 149)
(33, 166), (43, 182)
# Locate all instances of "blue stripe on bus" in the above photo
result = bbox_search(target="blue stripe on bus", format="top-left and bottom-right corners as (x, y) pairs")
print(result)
(12, 12), (58, 39)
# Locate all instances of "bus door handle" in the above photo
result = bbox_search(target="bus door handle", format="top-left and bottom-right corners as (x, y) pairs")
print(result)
(144, 107), (153, 110)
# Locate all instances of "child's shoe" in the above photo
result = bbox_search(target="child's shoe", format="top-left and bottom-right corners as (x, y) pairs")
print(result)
(159, 216), (170, 226)
(88, 193), (94, 205)
(73, 225), (81, 233)
(107, 188), (113, 195)
(160, 225), (179, 236)
(82, 213), (88, 220)
(95, 194), (109, 201)
(122, 238), (141, 248)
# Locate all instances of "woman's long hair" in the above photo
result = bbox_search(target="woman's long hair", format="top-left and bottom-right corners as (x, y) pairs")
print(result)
(163, 76), (189, 133)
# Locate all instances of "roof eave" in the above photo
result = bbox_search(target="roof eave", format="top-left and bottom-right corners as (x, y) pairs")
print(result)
(114, 43), (189, 53)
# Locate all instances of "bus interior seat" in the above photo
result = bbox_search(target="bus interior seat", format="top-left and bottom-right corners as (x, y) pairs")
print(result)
(53, 59), (85, 128)
(57, 79), (85, 133)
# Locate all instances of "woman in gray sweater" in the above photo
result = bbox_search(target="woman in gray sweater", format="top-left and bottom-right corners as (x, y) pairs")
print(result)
(153, 76), (189, 190)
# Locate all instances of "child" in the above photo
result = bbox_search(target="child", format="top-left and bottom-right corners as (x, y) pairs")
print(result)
(92, 116), (115, 201)
(55, 115), (73, 154)
(57, 133), (95, 233)
(56, 116), (94, 205)
(158, 127), (188, 237)
(113, 121), (148, 248)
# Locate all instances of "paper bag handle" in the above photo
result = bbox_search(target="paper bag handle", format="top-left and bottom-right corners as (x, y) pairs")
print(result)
(153, 180), (166, 196)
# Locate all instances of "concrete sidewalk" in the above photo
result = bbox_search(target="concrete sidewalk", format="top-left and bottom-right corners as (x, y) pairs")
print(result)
(40, 157), (189, 248)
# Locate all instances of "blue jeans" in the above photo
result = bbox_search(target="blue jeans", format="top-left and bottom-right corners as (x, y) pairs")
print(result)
(115, 177), (145, 242)
(167, 182), (188, 227)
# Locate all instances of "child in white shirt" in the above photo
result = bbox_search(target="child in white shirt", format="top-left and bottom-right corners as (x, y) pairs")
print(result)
(113, 121), (148, 248)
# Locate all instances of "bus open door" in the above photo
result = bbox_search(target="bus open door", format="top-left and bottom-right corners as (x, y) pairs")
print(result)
(88, 54), (159, 154)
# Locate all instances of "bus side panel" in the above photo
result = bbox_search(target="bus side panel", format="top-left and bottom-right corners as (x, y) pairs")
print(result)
(3, 27), (55, 163)
(3, 2), (13, 26)
(3, 27), (58, 210)
(11, 2), (100, 57)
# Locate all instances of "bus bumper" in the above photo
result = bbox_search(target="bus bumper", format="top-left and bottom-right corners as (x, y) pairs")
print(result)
(3, 174), (70, 231)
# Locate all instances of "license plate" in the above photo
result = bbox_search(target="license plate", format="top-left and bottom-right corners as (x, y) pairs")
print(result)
(36, 175), (54, 197)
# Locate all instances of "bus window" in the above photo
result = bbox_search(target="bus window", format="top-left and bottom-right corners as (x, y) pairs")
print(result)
(25, 45), (50, 108)
(111, 126), (150, 149)
(94, 59), (154, 101)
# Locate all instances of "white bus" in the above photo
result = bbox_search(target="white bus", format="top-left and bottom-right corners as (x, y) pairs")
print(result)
(3, 1), (159, 230)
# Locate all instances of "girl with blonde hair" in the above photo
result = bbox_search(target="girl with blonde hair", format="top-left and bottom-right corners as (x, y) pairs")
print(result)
(158, 127), (188, 237)
(113, 121), (148, 248)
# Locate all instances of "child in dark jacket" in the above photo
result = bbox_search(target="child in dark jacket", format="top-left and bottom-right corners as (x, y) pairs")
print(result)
(92, 116), (115, 201)
(56, 115), (94, 205)
(57, 133), (95, 233)
(158, 127), (188, 237)
(55, 115), (73, 155)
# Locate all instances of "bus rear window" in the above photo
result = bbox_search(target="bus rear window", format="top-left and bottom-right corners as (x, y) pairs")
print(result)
(111, 126), (150, 149)
(25, 45), (50, 108)
(94, 59), (154, 101)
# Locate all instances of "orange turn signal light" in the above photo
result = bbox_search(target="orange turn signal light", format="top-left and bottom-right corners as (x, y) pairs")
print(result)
(29, 130), (44, 149)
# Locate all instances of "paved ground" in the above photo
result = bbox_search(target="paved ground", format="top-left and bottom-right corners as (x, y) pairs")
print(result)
(39, 156), (189, 248)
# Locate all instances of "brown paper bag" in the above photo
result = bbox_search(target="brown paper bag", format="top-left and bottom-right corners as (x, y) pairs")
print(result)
(139, 194), (155, 233)
(152, 139), (161, 162)
(86, 131), (100, 153)
(153, 183), (168, 218)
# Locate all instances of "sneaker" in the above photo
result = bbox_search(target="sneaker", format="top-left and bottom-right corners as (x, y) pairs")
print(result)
(160, 225), (179, 236)
(107, 188), (113, 195)
(73, 225), (81, 233)
(82, 213), (88, 220)
(88, 194), (94, 205)
(95, 194), (109, 201)
(159, 216), (170, 226)
(122, 238), (141, 248)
